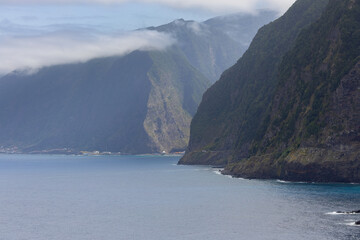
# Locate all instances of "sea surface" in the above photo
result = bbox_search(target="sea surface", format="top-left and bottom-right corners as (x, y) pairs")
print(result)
(0, 154), (359, 240)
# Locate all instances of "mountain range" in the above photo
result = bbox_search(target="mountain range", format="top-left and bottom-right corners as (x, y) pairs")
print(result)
(0, 11), (277, 154)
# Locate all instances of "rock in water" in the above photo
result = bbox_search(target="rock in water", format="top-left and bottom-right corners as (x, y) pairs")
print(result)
(336, 210), (360, 214)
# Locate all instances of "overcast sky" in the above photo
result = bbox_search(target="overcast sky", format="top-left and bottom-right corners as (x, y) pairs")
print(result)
(0, 0), (296, 74)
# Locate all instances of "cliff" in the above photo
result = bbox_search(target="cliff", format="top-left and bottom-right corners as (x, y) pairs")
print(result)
(180, 0), (329, 165)
(224, 0), (360, 182)
(181, 0), (360, 183)
(0, 51), (209, 154)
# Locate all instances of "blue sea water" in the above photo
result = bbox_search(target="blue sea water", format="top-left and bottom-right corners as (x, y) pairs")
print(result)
(0, 154), (359, 240)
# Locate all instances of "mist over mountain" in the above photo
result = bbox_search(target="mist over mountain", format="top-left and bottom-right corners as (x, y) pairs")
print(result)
(0, 51), (209, 154)
(0, 12), (277, 154)
(150, 10), (277, 82)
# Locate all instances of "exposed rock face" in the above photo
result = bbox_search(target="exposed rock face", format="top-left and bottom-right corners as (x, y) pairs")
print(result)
(143, 51), (209, 152)
(0, 51), (209, 154)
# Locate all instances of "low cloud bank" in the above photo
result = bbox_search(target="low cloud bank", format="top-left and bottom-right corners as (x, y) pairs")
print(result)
(0, 30), (175, 74)
(0, 0), (296, 14)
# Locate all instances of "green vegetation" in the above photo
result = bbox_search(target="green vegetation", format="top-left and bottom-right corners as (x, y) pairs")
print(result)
(181, 0), (329, 165)
(257, 0), (360, 148)
(182, 0), (360, 183)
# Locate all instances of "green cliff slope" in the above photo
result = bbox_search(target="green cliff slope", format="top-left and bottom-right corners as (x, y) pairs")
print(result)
(180, 0), (329, 165)
(224, 0), (360, 182)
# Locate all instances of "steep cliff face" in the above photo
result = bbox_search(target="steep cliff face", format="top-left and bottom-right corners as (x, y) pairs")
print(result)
(0, 51), (209, 154)
(144, 51), (209, 152)
(180, 0), (329, 165)
(0, 12), (277, 154)
(224, 0), (360, 182)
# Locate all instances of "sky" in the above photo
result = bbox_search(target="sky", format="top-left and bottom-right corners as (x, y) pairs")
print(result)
(0, 0), (296, 74)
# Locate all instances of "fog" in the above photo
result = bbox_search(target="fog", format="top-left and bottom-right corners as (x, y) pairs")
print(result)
(0, 29), (175, 74)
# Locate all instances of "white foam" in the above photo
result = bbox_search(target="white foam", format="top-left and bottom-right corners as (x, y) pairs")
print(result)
(275, 179), (307, 184)
(326, 211), (343, 215)
(326, 211), (360, 215)
(344, 222), (360, 227)
(210, 170), (247, 180)
(276, 180), (290, 183)
(235, 177), (247, 180)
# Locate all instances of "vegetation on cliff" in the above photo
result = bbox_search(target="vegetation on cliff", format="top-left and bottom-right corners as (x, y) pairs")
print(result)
(180, 0), (329, 165)
(182, 0), (359, 182)
(225, 0), (360, 182)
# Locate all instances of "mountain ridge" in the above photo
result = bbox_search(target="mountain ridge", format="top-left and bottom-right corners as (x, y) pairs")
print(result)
(149, 10), (278, 83)
(0, 12), (278, 154)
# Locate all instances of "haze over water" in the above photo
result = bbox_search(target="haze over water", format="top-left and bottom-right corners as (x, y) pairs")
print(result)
(0, 154), (359, 240)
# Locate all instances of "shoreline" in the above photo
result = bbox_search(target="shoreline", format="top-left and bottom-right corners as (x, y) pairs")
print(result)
(179, 162), (360, 185)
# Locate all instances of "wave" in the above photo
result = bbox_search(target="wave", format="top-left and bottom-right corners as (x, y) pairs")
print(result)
(212, 170), (232, 178)
(212, 170), (247, 180)
(344, 222), (360, 227)
(276, 180), (290, 183)
(326, 211), (360, 215)
(327, 211), (346, 215)
(276, 179), (307, 184)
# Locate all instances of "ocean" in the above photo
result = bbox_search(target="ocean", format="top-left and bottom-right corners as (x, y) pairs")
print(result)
(0, 154), (359, 240)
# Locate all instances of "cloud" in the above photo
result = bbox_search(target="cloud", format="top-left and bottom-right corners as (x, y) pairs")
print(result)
(144, 0), (295, 13)
(172, 20), (208, 35)
(0, 29), (175, 74)
(0, 0), (296, 14)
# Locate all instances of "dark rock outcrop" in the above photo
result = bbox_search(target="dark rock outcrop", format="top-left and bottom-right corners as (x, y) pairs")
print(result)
(336, 210), (360, 214)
